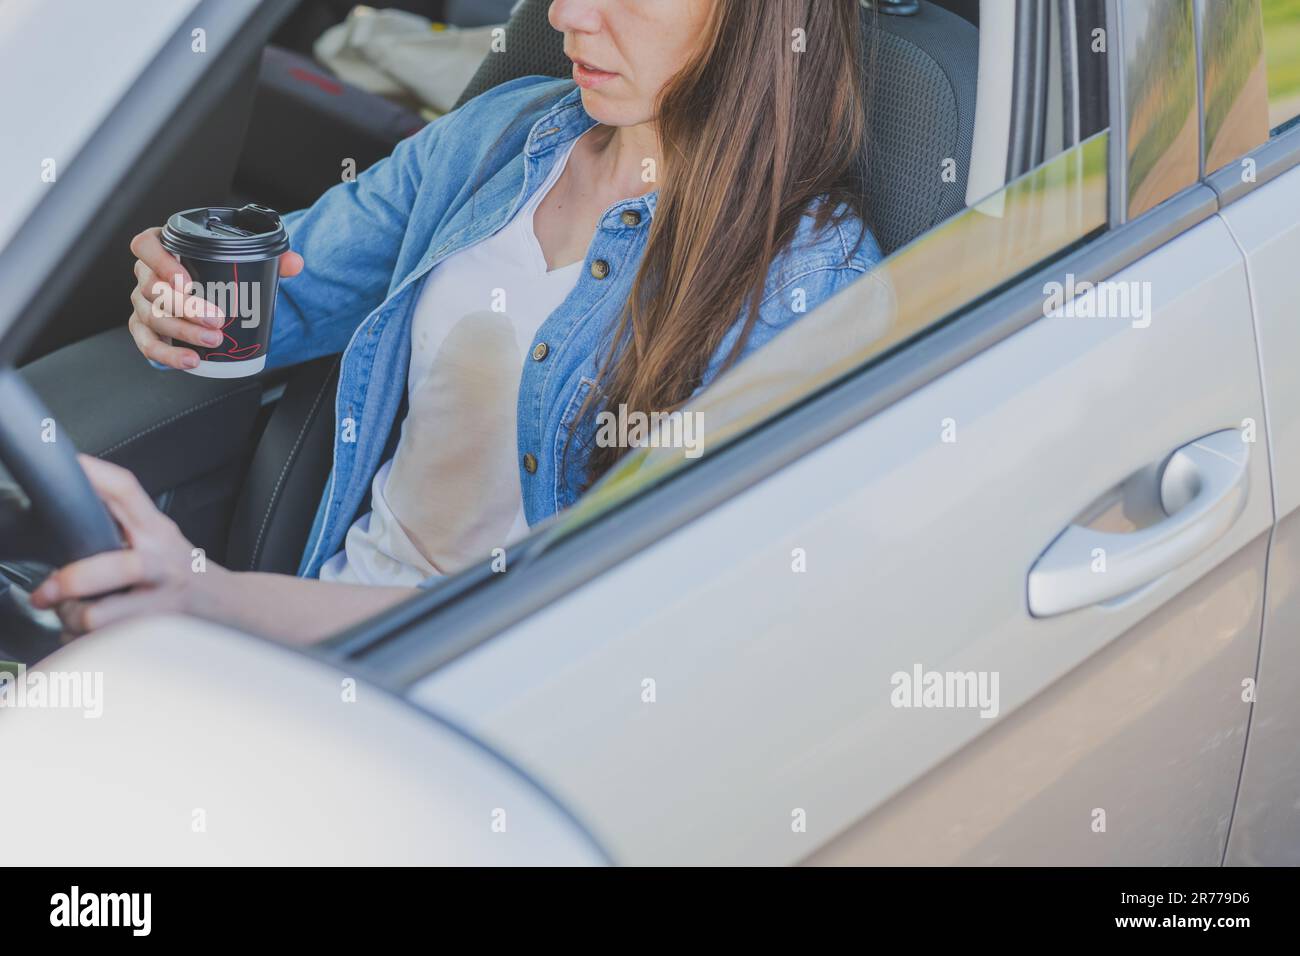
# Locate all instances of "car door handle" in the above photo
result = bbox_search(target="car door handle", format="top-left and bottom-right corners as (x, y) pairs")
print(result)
(1027, 430), (1249, 618)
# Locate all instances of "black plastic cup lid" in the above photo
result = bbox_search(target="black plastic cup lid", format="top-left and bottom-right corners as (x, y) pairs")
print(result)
(160, 204), (290, 261)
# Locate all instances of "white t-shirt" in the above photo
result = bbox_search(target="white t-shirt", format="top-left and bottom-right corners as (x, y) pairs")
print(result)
(319, 138), (584, 586)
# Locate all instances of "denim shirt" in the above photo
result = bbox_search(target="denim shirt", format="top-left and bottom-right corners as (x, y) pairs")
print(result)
(262, 76), (881, 580)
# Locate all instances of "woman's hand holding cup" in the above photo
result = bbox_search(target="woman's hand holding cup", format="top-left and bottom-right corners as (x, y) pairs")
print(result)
(127, 225), (303, 370)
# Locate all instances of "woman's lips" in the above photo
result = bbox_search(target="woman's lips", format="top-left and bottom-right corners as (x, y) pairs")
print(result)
(572, 59), (618, 89)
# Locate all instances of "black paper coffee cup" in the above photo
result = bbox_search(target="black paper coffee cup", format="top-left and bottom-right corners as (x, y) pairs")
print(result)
(159, 204), (290, 378)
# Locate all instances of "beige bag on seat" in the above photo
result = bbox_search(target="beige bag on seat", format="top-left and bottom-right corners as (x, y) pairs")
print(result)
(314, 6), (502, 116)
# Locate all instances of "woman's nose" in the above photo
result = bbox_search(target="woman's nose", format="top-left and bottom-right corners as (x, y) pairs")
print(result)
(549, 0), (604, 34)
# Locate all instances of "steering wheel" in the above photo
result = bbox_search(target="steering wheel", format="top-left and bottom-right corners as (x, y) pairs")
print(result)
(0, 370), (123, 639)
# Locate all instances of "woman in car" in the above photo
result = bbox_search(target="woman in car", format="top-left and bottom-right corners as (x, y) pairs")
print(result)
(33, 0), (880, 641)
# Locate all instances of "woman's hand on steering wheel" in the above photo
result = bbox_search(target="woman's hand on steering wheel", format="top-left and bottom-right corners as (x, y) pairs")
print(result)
(29, 455), (230, 636)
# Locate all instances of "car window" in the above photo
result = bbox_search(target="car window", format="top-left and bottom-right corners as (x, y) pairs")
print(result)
(1263, 0), (1300, 129)
(1032, 0), (1110, 165)
(1116, 0), (1199, 219)
(966, 0), (1107, 204)
(1199, 0), (1270, 174)
(536, 3), (1112, 544)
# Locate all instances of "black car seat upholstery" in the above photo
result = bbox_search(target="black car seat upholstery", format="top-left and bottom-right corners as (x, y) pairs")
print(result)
(864, 3), (979, 252)
(225, 0), (979, 573)
(224, 356), (339, 574)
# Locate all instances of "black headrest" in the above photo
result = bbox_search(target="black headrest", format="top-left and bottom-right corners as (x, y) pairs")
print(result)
(456, 0), (978, 254)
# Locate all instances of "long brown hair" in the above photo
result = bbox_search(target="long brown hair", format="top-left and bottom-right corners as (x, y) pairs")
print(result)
(574, 0), (870, 487)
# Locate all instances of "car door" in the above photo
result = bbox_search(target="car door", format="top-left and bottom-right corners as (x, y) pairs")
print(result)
(1215, 0), (1300, 866)
(346, 0), (1274, 865)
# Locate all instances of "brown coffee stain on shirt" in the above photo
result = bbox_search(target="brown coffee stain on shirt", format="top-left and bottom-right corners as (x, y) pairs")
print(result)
(385, 309), (521, 575)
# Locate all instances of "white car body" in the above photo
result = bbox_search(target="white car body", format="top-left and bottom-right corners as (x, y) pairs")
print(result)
(2, 0), (1298, 866)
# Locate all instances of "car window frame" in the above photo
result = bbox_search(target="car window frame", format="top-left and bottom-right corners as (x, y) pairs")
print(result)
(340, 0), (1295, 686)
(335, 0), (1168, 683)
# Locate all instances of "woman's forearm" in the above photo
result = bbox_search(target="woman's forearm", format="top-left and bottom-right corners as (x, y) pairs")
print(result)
(194, 567), (416, 645)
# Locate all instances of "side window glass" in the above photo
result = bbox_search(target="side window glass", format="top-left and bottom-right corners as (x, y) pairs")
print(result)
(1115, 0), (1199, 220)
(1263, 0), (1300, 130)
(968, 0), (1108, 201)
(549, 2), (1113, 537)
(1198, 0), (1269, 173)
(1039, 0), (1110, 165)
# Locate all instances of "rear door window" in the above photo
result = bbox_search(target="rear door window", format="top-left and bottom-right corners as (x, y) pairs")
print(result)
(1199, 0), (1270, 173)
(1263, 0), (1300, 129)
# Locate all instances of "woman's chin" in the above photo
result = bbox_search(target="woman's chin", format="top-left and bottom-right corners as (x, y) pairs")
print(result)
(577, 91), (649, 128)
